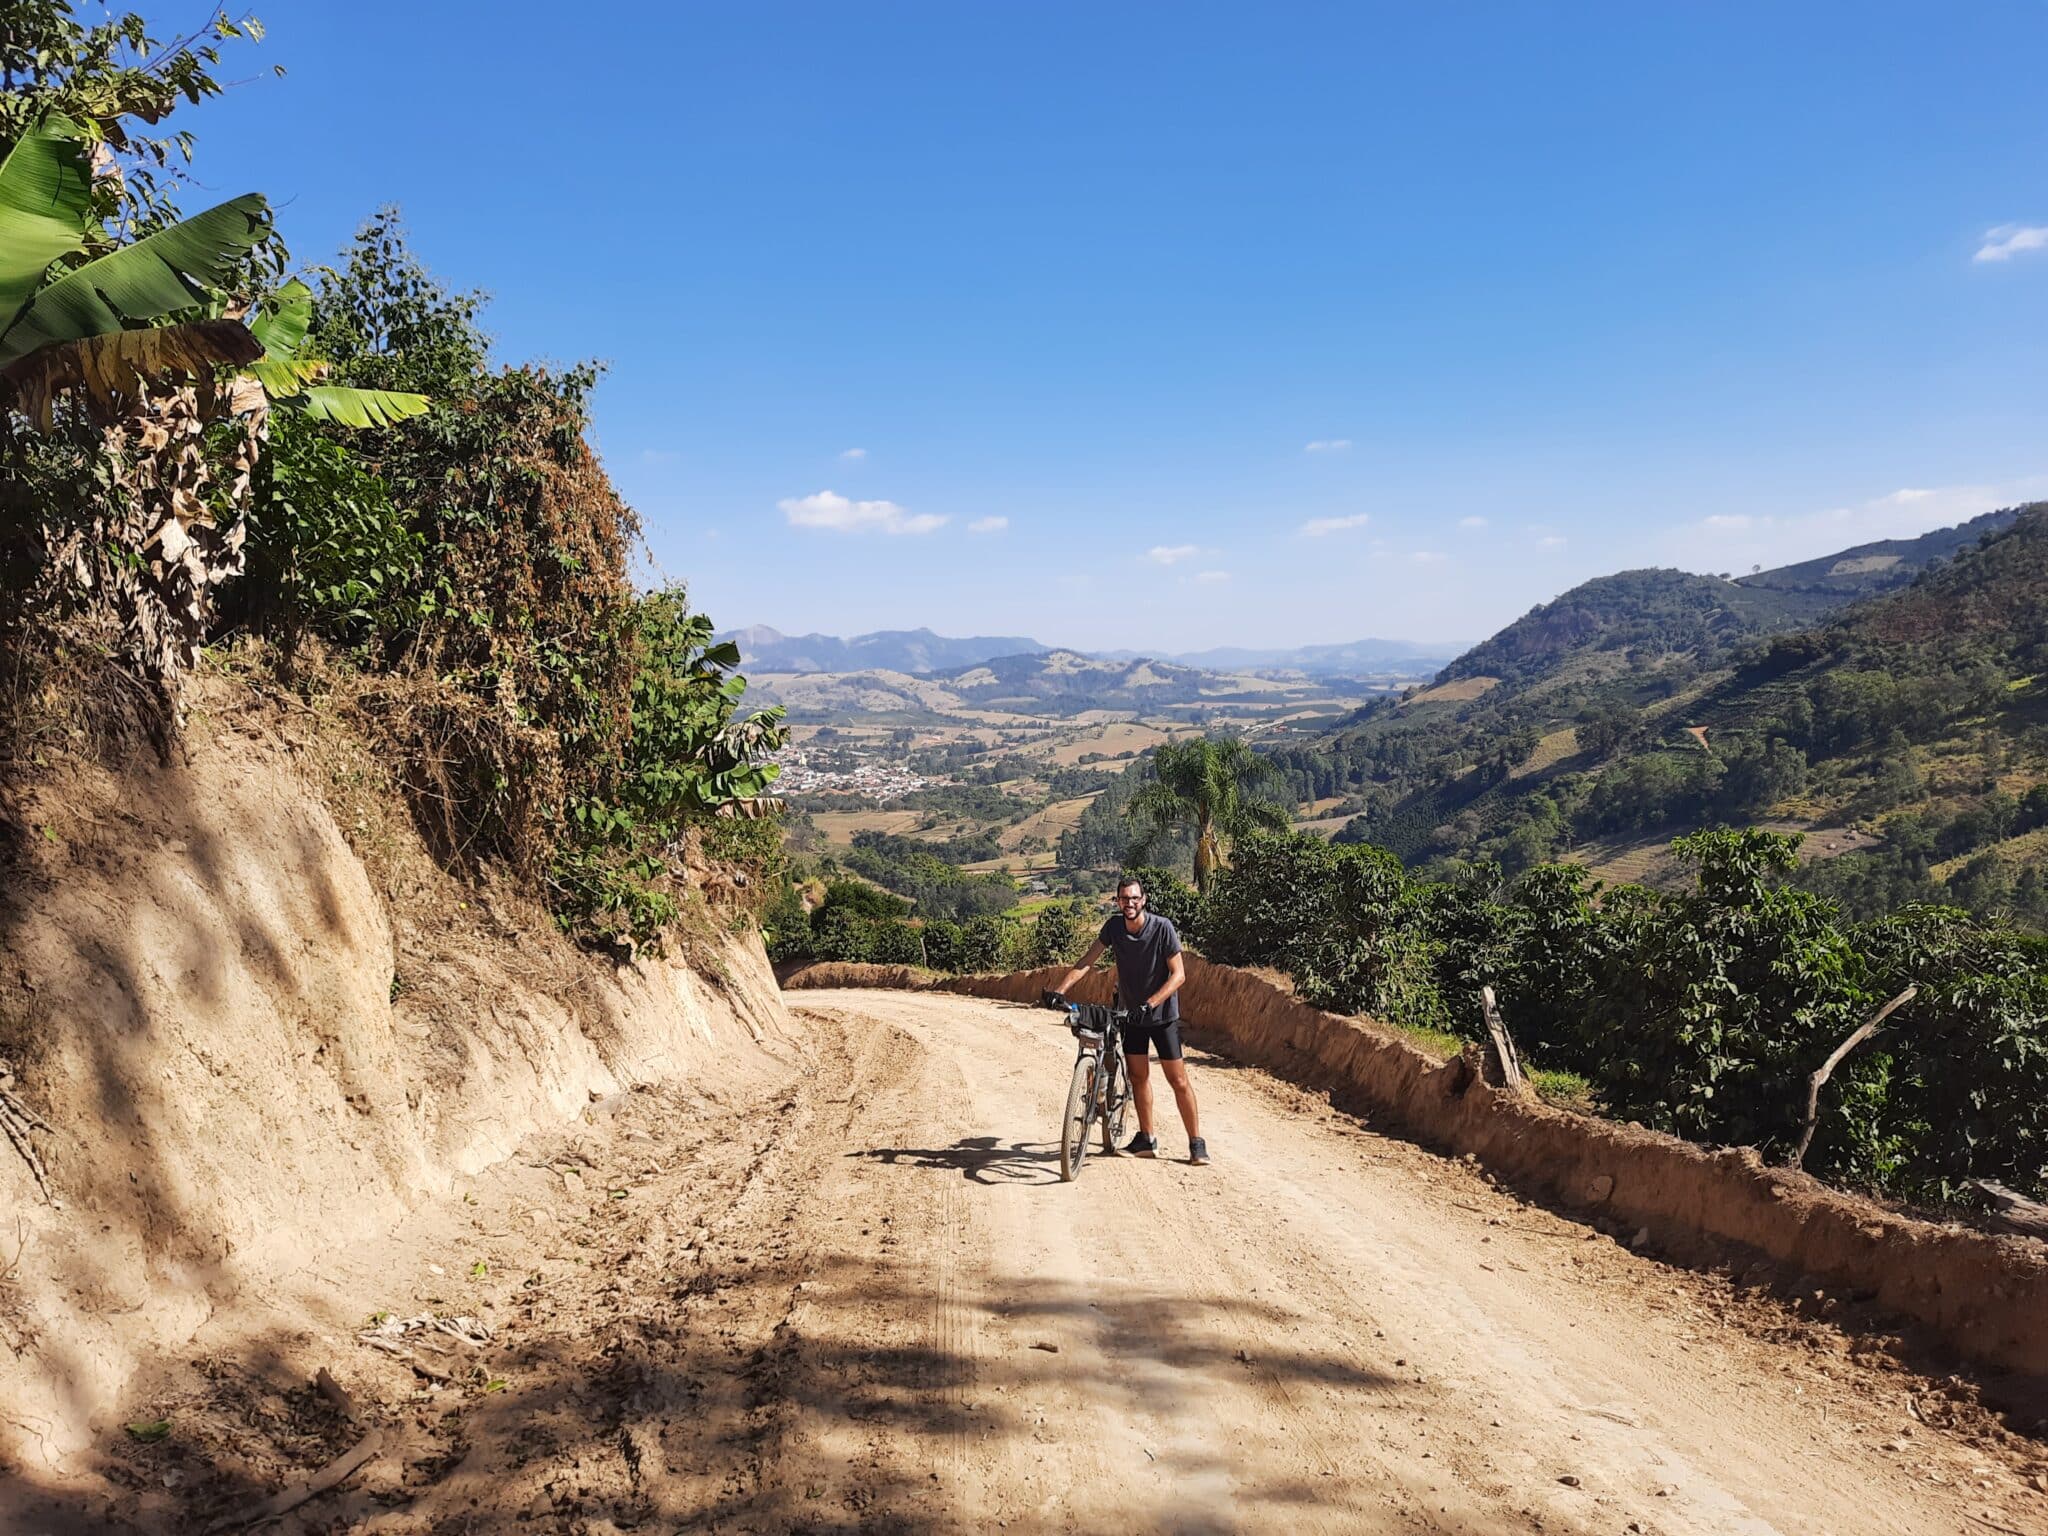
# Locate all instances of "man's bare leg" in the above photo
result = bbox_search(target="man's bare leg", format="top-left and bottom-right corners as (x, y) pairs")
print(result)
(1159, 1059), (1201, 1140)
(1128, 1052), (1156, 1135)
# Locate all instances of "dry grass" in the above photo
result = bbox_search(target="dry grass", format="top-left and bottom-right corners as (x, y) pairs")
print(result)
(1404, 675), (1498, 706)
(1509, 728), (1583, 780)
(1046, 721), (1184, 766)
(813, 809), (926, 846)
(997, 793), (1100, 851)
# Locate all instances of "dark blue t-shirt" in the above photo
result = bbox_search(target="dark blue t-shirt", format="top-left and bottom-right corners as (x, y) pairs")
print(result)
(1097, 912), (1182, 1022)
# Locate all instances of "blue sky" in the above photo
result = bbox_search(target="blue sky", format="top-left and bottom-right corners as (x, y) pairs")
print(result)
(188, 2), (2048, 652)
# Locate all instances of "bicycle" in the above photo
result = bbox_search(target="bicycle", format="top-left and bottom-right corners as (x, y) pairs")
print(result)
(1041, 990), (1133, 1182)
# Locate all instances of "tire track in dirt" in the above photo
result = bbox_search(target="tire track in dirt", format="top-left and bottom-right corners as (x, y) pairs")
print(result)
(34, 987), (2047, 1535)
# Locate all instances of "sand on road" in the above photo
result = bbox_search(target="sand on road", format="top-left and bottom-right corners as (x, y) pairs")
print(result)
(16, 988), (2046, 1534)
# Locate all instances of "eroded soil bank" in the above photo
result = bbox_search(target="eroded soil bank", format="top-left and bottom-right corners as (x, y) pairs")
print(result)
(10, 990), (2045, 1533)
(0, 675), (796, 1476)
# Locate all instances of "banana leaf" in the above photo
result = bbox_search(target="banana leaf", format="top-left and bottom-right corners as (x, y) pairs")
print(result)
(0, 118), (94, 330)
(248, 278), (428, 426)
(0, 192), (271, 367)
(0, 319), (262, 428)
(249, 277), (313, 360)
(295, 383), (431, 428)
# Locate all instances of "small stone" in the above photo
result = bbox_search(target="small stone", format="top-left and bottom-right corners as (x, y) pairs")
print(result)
(1631, 1227), (1650, 1248)
(1880, 1439), (1906, 1452)
(1587, 1174), (1614, 1202)
(1557, 1474), (1581, 1487)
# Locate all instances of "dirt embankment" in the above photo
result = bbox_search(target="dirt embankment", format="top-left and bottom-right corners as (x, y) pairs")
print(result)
(0, 677), (797, 1472)
(781, 956), (2048, 1383)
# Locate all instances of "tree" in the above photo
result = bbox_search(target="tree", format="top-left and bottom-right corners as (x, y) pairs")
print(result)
(1125, 736), (1291, 892)
(0, 4), (274, 241)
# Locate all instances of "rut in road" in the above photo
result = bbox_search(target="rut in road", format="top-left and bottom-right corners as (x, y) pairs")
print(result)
(36, 987), (2048, 1535)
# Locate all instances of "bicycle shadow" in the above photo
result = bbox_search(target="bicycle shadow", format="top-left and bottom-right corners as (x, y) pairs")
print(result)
(852, 1135), (1064, 1186)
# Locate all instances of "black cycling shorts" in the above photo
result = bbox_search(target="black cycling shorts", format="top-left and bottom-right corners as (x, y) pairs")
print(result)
(1121, 1017), (1184, 1060)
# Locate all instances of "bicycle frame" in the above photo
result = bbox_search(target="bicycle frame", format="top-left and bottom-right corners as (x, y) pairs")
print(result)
(1056, 998), (1132, 1182)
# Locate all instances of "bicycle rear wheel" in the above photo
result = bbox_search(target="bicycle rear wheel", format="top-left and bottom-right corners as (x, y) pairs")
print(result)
(1060, 1055), (1097, 1182)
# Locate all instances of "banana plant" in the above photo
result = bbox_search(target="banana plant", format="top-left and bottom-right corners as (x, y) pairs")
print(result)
(0, 115), (269, 428)
(245, 278), (429, 427)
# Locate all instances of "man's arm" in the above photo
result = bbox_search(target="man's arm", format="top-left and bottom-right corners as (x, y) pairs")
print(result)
(1148, 951), (1187, 1010)
(1054, 939), (1106, 1000)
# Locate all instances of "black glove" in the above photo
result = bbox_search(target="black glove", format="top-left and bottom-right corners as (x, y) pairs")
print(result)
(1040, 989), (1070, 1011)
(1131, 1001), (1155, 1027)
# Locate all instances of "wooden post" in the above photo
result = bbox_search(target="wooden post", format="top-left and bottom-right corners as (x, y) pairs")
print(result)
(1786, 985), (1917, 1172)
(1479, 986), (1529, 1097)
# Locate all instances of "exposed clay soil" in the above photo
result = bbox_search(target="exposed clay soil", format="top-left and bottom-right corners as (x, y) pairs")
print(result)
(9, 989), (2048, 1534)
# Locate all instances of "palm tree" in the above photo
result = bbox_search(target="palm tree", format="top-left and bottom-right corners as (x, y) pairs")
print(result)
(1126, 736), (1292, 892)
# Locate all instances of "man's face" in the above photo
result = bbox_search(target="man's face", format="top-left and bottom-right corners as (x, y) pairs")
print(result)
(1116, 884), (1145, 918)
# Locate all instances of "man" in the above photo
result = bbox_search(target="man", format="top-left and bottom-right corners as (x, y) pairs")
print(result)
(1053, 875), (1208, 1165)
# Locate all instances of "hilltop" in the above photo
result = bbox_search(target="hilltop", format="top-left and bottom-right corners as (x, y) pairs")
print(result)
(1433, 506), (2020, 700)
(1258, 505), (2048, 924)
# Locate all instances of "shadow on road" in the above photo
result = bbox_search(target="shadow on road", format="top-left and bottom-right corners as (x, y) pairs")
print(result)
(853, 1134), (1064, 1185)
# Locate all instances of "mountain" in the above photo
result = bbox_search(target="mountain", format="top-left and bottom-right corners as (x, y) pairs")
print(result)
(1429, 506), (2026, 699)
(1094, 639), (1466, 675)
(721, 625), (1048, 674)
(1731, 506), (2023, 598)
(1261, 505), (2048, 924)
(749, 648), (1383, 721)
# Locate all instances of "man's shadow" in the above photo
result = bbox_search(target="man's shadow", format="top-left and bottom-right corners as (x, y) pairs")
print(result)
(853, 1135), (1064, 1186)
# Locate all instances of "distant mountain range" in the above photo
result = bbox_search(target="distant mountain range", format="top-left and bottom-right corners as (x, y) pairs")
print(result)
(718, 626), (1046, 675)
(1095, 639), (1467, 674)
(721, 625), (1463, 678)
(746, 648), (1386, 721)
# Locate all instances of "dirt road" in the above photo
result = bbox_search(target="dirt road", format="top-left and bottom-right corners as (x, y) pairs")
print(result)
(18, 988), (2047, 1534)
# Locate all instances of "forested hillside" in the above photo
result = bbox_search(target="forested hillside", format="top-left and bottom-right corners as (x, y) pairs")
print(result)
(1260, 507), (2048, 929)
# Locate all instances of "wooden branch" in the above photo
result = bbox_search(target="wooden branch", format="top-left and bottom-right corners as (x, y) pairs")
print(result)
(0, 1094), (56, 1205)
(1478, 986), (1529, 1097)
(205, 1429), (384, 1532)
(1787, 985), (1918, 1171)
(1970, 1179), (2048, 1241)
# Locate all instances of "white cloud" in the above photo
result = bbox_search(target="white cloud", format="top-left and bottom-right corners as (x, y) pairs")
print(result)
(1304, 439), (1352, 454)
(1975, 225), (2048, 262)
(1537, 534), (1568, 549)
(1702, 513), (1755, 531)
(1458, 515), (1488, 529)
(1146, 544), (1202, 565)
(1411, 550), (1446, 565)
(1192, 569), (1231, 584)
(779, 489), (946, 536)
(839, 447), (868, 461)
(968, 516), (1009, 534)
(1298, 513), (1371, 537)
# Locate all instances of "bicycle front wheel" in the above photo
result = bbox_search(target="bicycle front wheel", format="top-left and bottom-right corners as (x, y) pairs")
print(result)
(1100, 1055), (1130, 1156)
(1060, 1055), (1097, 1182)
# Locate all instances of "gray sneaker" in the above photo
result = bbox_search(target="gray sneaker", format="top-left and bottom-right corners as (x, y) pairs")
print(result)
(1188, 1137), (1211, 1166)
